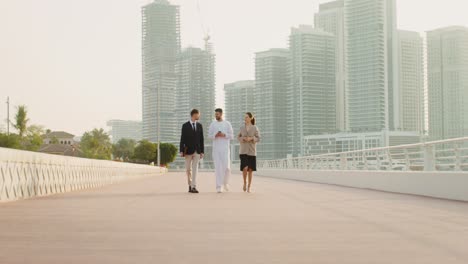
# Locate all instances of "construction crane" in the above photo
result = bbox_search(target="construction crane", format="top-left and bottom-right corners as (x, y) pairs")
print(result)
(196, 0), (211, 51)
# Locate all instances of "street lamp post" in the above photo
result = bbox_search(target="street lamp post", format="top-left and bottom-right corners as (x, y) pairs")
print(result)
(157, 84), (161, 167)
(6, 97), (10, 136)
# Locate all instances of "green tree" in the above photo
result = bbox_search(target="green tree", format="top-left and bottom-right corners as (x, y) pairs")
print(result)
(133, 140), (157, 164)
(22, 125), (45, 151)
(80, 128), (112, 160)
(0, 133), (21, 149)
(113, 138), (136, 160)
(12, 105), (29, 138)
(158, 143), (178, 166)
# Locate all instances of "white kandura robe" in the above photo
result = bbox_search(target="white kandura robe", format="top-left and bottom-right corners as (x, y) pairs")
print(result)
(208, 120), (234, 190)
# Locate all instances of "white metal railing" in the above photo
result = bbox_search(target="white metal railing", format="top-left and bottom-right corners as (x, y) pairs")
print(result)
(0, 147), (167, 202)
(255, 137), (468, 172)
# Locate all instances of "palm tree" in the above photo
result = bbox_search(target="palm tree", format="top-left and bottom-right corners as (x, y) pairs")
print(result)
(81, 128), (112, 160)
(12, 105), (29, 137)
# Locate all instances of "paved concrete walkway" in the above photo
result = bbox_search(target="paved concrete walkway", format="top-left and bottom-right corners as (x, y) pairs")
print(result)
(1, 172), (468, 264)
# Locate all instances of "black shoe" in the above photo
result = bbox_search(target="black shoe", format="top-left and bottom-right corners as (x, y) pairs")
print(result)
(191, 187), (199, 193)
(188, 186), (193, 193)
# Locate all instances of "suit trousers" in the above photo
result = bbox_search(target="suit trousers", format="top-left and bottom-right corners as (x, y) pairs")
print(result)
(185, 153), (200, 187)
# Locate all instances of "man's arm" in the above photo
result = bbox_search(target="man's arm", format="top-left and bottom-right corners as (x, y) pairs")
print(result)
(199, 124), (204, 154)
(179, 124), (185, 154)
(226, 121), (234, 140)
(208, 121), (217, 139)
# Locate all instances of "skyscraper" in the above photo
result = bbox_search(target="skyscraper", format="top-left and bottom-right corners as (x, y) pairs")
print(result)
(224, 81), (255, 162)
(398, 30), (424, 134)
(174, 43), (216, 169)
(142, 0), (180, 143)
(254, 49), (289, 160)
(344, 0), (399, 133)
(315, 0), (346, 132)
(175, 45), (216, 139)
(427, 26), (468, 140)
(288, 25), (336, 157)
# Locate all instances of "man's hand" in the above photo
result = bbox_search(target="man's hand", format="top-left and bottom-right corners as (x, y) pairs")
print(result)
(200, 153), (204, 159)
(180, 152), (184, 157)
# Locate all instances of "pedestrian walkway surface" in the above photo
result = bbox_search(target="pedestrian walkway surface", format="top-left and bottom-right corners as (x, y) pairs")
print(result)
(1, 172), (468, 263)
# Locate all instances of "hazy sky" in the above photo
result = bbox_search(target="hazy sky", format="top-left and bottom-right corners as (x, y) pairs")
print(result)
(1, 0), (468, 136)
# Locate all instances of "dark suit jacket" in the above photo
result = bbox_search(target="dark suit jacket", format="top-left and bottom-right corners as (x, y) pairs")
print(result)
(179, 122), (204, 155)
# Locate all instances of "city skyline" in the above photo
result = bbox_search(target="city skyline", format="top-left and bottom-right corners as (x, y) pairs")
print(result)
(1, 0), (468, 136)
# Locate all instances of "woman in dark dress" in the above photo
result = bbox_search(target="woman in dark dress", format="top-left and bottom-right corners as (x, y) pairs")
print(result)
(237, 112), (260, 193)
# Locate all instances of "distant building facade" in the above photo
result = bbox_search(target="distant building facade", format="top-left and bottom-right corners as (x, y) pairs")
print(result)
(289, 25), (336, 157)
(175, 45), (215, 140)
(174, 43), (216, 169)
(40, 131), (83, 157)
(427, 26), (468, 140)
(225, 81), (255, 163)
(142, 0), (180, 144)
(254, 48), (290, 160)
(398, 30), (425, 134)
(344, 0), (399, 132)
(315, 0), (346, 132)
(43, 131), (76, 145)
(107, 120), (142, 143)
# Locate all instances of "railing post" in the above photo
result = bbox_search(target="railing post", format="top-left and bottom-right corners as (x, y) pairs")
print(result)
(376, 151), (381, 170)
(424, 144), (436, 171)
(455, 143), (461, 171)
(387, 149), (393, 171)
(340, 153), (347, 170)
(404, 149), (410, 171)
(363, 153), (368, 170)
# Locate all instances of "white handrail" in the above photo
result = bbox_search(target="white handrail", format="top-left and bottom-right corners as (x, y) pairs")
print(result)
(0, 147), (167, 202)
(254, 137), (468, 172)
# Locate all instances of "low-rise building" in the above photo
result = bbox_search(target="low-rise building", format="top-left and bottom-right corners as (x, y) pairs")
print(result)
(43, 131), (75, 145)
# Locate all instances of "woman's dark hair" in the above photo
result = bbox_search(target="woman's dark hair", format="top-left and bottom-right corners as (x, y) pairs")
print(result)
(191, 109), (199, 116)
(246, 112), (255, 125)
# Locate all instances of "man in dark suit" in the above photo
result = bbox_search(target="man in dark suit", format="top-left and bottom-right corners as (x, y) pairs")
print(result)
(179, 109), (204, 193)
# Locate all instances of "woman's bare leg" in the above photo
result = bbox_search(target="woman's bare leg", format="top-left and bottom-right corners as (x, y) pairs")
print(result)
(242, 167), (248, 191)
(247, 169), (253, 192)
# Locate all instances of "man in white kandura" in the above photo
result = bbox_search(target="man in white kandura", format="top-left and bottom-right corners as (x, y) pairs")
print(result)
(208, 108), (234, 193)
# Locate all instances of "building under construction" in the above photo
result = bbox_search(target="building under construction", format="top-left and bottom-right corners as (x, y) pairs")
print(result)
(174, 41), (216, 168)
(141, 0), (181, 143)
